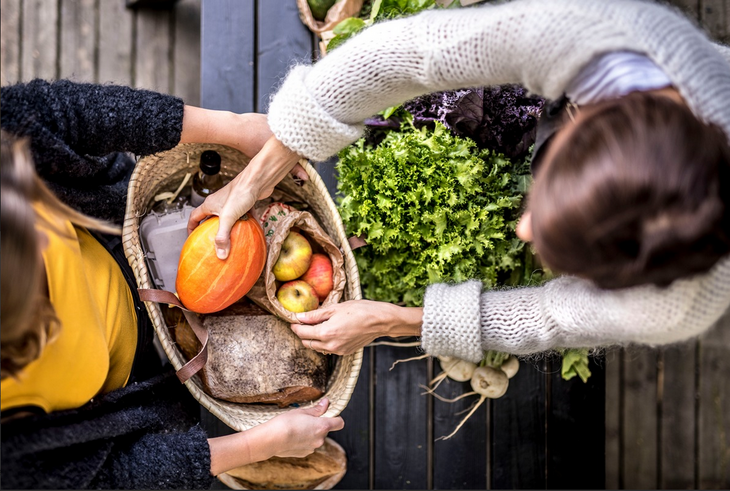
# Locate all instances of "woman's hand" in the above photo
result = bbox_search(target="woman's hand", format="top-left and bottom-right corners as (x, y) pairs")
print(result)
(291, 300), (423, 355)
(263, 398), (344, 458)
(187, 134), (305, 260)
(208, 398), (344, 476)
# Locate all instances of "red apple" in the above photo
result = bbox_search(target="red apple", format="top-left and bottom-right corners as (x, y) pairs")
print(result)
(276, 280), (319, 313)
(273, 231), (312, 281)
(300, 253), (334, 302)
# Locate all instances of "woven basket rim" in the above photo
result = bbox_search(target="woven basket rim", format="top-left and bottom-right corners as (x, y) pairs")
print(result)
(122, 142), (363, 431)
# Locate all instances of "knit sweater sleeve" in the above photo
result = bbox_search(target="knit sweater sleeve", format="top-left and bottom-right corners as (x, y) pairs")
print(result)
(421, 255), (730, 362)
(268, 0), (729, 161)
(0, 78), (184, 158)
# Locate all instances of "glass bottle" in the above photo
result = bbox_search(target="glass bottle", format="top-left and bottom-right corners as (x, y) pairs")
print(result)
(190, 150), (224, 207)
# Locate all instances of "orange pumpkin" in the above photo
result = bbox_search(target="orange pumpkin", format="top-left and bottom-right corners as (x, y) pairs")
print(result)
(176, 214), (266, 314)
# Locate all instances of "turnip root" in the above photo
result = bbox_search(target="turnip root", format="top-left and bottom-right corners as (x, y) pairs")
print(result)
(389, 353), (429, 371)
(436, 366), (509, 441)
(470, 366), (509, 399)
(500, 356), (520, 379)
(438, 356), (477, 382)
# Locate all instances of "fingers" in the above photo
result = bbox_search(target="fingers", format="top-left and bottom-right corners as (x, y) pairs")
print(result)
(214, 212), (237, 260)
(299, 398), (329, 417)
(290, 163), (309, 182)
(325, 416), (345, 432)
(187, 205), (209, 235)
(295, 308), (334, 325)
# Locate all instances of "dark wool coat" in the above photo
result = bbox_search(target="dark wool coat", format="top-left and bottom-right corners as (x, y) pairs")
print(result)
(0, 79), (215, 489)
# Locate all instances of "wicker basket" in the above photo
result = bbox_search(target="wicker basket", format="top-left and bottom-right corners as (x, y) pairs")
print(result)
(122, 143), (363, 431)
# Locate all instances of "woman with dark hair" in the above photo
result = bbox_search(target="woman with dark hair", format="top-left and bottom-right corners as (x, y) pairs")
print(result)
(0, 80), (343, 489)
(191, 0), (730, 362)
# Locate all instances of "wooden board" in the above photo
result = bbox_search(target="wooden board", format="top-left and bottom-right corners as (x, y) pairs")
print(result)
(200, 0), (254, 113)
(622, 347), (659, 489)
(547, 354), (605, 489)
(660, 341), (697, 489)
(59, 0), (96, 82)
(1, 0), (21, 85)
(135, 6), (171, 92)
(700, 0), (728, 42)
(21, 0), (58, 81)
(604, 348), (622, 490)
(173, 0), (201, 105)
(698, 309), (730, 489)
(491, 359), (546, 489)
(98, 0), (134, 85)
(256, 0), (314, 113)
(332, 346), (372, 489)
(432, 368), (487, 489)
(373, 344), (429, 489)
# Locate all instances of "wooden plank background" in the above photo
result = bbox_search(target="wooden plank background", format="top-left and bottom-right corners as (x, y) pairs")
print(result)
(1, 0), (729, 489)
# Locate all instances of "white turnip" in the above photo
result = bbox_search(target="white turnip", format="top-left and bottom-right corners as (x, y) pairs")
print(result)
(437, 366), (509, 440)
(438, 356), (477, 382)
(500, 356), (519, 379)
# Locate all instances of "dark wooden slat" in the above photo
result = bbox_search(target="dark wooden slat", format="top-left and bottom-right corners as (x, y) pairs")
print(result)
(491, 359), (546, 489)
(172, 0), (201, 105)
(98, 0), (133, 85)
(256, 0), (313, 113)
(200, 0), (254, 113)
(126, 0), (179, 9)
(314, 157), (341, 200)
(135, 6), (172, 92)
(622, 347), (659, 490)
(660, 341), (697, 490)
(59, 0), (96, 82)
(698, 309), (730, 489)
(700, 0), (728, 42)
(432, 372), (487, 489)
(21, 0), (59, 81)
(374, 344), (429, 489)
(547, 354), (605, 489)
(666, 0), (701, 21)
(604, 348), (621, 490)
(333, 347), (372, 490)
(1, 0), (21, 85)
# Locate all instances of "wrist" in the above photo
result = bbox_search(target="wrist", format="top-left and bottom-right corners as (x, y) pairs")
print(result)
(385, 304), (423, 338)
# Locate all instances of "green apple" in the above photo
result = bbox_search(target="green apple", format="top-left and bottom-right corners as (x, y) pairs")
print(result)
(273, 231), (312, 281)
(276, 280), (319, 313)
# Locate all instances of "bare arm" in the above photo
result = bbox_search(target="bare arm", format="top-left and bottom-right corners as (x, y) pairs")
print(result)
(207, 398), (344, 476)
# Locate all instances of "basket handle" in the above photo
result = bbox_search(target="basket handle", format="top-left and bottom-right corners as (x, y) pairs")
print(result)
(138, 289), (208, 384)
(348, 234), (368, 250)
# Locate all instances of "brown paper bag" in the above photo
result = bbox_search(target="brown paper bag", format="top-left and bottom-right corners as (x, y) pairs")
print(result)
(247, 202), (346, 324)
(296, 0), (364, 35)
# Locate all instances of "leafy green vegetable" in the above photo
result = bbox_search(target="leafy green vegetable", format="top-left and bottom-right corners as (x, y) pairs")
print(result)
(560, 349), (592, 383)
(482, 350), (510, 368)
(337, 112), (537, 306)
(327, 0), (437, 52)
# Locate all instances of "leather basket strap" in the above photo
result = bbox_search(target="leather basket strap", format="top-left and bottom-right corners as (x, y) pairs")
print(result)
(137, 289), (208, 384)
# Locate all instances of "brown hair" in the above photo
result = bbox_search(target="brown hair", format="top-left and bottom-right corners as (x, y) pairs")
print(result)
(1, 131), (119, 379)
(529, 92), (730, 289)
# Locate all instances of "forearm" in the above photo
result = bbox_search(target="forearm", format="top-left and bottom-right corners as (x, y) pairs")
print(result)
(181, 107), (272, 159)
(422, 256), (730, 359)
(208, 425), (274, 476)
(0, 79), (184, 157)
(383, 303), (423, 338)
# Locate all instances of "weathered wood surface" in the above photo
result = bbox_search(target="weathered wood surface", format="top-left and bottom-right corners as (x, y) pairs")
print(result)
(2, 0), (729, 489)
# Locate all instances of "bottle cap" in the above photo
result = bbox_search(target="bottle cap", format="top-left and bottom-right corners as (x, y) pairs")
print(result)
(199, 150), (221, 175)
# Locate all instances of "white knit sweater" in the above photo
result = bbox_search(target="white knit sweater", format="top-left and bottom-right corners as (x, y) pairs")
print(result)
(267, 0), (730, 361)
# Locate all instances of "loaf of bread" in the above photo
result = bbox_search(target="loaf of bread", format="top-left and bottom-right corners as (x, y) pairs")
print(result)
(219, 438), (347, 490)
(171, 301), (329, 406)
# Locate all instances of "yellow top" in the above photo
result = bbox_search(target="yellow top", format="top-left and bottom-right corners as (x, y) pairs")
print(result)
(1, 206), (138, 413)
